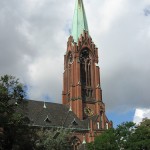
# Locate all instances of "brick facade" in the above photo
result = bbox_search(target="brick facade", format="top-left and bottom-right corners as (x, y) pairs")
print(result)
(62, 31), (112, 144)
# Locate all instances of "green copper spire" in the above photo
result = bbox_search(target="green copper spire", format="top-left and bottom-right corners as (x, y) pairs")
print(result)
(71, 0), (89, 42)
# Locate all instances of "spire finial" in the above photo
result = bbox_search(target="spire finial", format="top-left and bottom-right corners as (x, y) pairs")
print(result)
(72, 0), (89, 42)
(43, 101), (46, 108)
(69, 105), (72, 111)
(82, 135), (86, 144)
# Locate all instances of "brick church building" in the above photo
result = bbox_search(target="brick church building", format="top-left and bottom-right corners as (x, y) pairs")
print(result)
(3, 0), (112, 149)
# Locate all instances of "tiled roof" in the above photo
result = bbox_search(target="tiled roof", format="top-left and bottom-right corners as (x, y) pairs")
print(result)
(21, 100), (89, 131)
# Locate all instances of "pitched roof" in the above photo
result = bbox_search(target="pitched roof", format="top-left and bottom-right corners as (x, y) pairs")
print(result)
(21, 100), (89, 131)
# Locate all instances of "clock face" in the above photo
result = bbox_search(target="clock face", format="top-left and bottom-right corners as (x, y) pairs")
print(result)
(84, 107), (94, 116)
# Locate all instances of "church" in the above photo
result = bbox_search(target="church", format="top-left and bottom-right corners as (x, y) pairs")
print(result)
(16, 0), (112, 149)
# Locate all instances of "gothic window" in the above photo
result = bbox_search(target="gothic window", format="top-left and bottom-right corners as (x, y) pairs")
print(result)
(71, 136), (81, 150)
(100, 111), (103, 129)
(80, 49), (91, 87)
(80, 49), (92, 101)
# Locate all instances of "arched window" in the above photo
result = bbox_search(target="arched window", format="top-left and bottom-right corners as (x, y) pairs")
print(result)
(71, 136), (81, 150)
(80, 49), (91, 86)
(100, 111), (103, 129)
(80, 49), (93, 101)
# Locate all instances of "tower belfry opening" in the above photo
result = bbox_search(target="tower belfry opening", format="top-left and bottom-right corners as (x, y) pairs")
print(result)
(80, 49), (93, 101)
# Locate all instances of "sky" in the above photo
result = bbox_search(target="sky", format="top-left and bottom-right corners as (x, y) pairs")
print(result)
(0, 0), (150, 127)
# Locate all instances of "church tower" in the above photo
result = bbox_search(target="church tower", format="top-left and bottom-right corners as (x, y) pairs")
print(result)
(62, 0), (112, 136)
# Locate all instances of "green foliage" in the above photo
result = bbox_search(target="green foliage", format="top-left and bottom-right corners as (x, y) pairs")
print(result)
(36, 128), (72, 150)
(96, 128), (118, 150)
(0, 75), (26, 125)
(0, 75), (25, 101)
(126, 118), (150, 150)
(88, 128), (119, 150)
(115, 121), (135, 149)
(87, 119), (150, 150)
(0, 75), (28, 150)
(87, 142), (94, 150)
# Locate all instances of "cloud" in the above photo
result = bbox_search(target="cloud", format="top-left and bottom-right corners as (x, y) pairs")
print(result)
(0, 0), (72, 101)
(0, 0), (149, 115)
(86, 0), (150, 111)
(0, 0), (35, 80)
(133, 108), (150, 124)
(144, 5), (150, 16)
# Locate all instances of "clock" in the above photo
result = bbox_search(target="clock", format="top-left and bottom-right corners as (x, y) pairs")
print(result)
(84, 107), (94, 116)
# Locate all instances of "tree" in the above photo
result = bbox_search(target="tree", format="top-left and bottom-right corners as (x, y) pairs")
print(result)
(87, 120), (150, 150)
(36, 128), (72, 150)
(115, 121), (135, 149)
(87, 128), (119, 150)
(0, 75), (26, 125)
(0, 75), (28, 150)
(126, 118), (150, 150)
